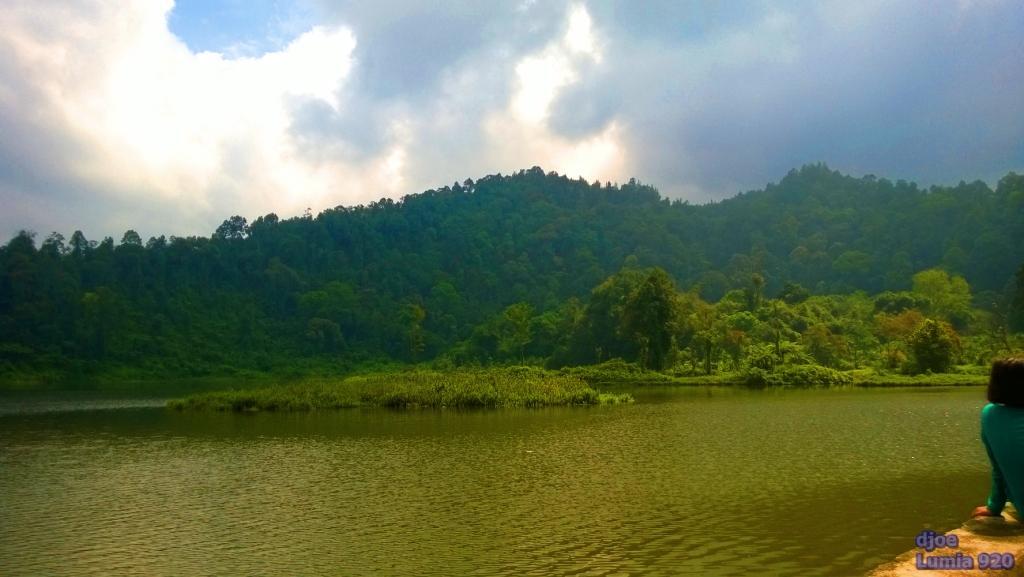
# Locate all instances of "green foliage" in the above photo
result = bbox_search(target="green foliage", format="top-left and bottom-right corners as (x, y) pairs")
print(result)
(167, 367), (633, 411)
(120, 230), (142, 247)
(305, 318), (343, 353)
(401, 303), (427, 360)
(801, 324), (847, 367)
(496, 302), (534, 363)
(213, 216), (249, 240)
(1012, 264), (1024, 332)
(620, 268), (677, 370)
(559, 358), (676, 385)
(908, 319), (961, 373)
(873, 291), (931, 314)
(832, 250), (873, 286)
(745, 343), (777, 371)
(575, 266), (646, 364)
(778, 282), (810, 304)
(597, 392), (635, 404)
(744, 364), (853, 388)
(1, 165), (1022, 384)
(849, 368), (988, 387)
(911, 268), (973, 328)
(685, 296), (723, 375)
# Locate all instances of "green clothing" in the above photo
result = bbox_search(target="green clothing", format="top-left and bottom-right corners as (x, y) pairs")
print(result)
(981, 402), (1024, 515)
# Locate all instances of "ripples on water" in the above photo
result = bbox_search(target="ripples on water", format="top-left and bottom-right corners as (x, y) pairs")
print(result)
(0, 387), (990, 576)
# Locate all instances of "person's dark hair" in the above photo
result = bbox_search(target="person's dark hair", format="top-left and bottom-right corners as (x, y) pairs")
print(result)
(988, 358), (1024, 407)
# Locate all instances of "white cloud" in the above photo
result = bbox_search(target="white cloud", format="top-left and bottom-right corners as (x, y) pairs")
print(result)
(0, 0), (635, 238)
(0, 0), (1020, 239)
(565, 3), (600, 60)
(489, 3), (626, 182)
(0, 1), (383, 237)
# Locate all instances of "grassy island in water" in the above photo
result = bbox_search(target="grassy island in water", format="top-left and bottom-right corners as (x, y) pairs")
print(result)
(167, 367), (634, 412)
(164, 360), (992, 413)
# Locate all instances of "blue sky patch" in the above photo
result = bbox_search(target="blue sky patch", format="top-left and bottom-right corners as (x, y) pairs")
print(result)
(168, 0), (318, 57)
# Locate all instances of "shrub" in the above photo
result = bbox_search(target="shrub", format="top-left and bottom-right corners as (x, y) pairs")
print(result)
(908, 319), (960, 373)
(558, 359), (673, 384)
(742, 367), (770, 389)
(743, 364), (852, 388)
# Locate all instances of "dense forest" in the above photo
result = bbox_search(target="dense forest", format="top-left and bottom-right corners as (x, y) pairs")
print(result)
(1, 163), (1023, 383)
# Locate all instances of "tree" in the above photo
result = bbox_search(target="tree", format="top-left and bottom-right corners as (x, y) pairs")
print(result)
(578, 267), (646, 363)
(120, 230), (142, 247)
(688, 299), (722, 375)
(402, 303), (427, 361)
(214, 216), (249, 240)
(305, 318), (343, 352)
(532, 298), (582, 364)
(762, 300), (794, 363)
(908, 319), (960, 373)
(832, 250), (873, 285)
(874, 309), (925, 342)
(911, 269), (972, 327)
(838, 316), (877, 369)
(298, 281), (359, 331)
(497, 302), (534, 363)
(264, 257), (301, 313)
(873, 291), (930, 314)
(69, 230), (90, 257)
(2, 166), (1024, 377)
(41, 232), (67, 257)
(1012, 264), (1024, 332)
(621, 268), (678, 370)
(746, 273), (765, 310)
(778, 282), (810, 304)
(802, 324), (847, 367)
(80, 287), (120, 359)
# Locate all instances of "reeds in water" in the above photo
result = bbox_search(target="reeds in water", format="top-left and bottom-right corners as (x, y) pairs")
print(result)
(167, 367), (633, 412)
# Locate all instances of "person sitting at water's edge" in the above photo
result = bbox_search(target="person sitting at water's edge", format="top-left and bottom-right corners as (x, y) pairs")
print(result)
(973, 358), (1024, 520)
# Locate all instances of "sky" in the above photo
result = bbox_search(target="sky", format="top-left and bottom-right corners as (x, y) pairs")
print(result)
(1, 0), (1022, 241)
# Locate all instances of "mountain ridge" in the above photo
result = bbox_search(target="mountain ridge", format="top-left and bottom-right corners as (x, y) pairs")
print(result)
(1, 163), (1022, 372)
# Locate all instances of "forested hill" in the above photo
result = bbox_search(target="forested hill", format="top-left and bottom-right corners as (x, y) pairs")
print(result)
(1, 163), (1023, 375)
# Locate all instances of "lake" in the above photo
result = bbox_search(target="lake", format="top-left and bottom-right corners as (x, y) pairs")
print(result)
(0, 386), (991, 576)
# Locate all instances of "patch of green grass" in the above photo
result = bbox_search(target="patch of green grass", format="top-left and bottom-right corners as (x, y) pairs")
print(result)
(168, 367), (633, 412)
(558, 359), (990, 389)
(848, 368), (987, 387)
(661, 373), (746, 386)
(596, 392), (635, 404)
(559, 359), (677, 385)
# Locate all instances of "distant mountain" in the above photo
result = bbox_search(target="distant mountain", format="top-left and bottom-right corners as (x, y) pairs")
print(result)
(1, 163), (1022, 373)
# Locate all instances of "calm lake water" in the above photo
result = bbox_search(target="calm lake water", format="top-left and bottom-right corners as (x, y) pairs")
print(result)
(0, 386), (991, 576)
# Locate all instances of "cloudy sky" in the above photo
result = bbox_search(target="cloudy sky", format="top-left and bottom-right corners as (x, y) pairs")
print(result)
(1, 0), (1022, 240)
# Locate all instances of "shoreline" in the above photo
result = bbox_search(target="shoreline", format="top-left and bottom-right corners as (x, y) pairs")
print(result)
(870, 508), (1024, 576)
(0, 365), (989, 394)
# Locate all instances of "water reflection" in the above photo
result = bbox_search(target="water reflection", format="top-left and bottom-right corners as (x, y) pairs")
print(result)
(0, 386), (990, 576)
